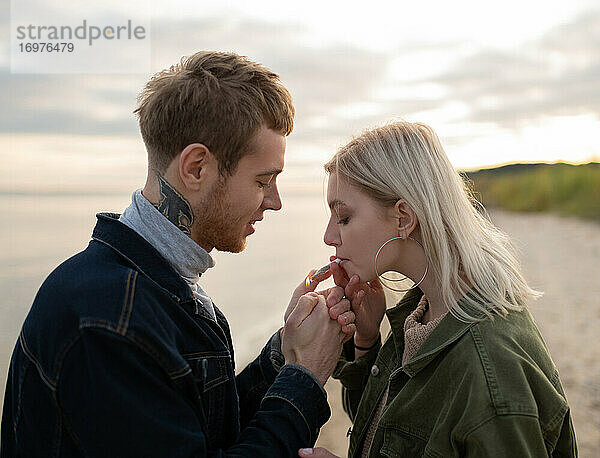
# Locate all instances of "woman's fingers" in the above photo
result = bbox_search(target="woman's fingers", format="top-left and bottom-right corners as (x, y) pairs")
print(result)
(324, 286), (345, 308)
(328, 297), (350, 319)
(344, 274), (361, 299)
(353, 289), (366, 309)
(337, 310), (355, 327)
(368, 276), (384, 292)
(341, 323), (356, 342)
(330, 261), (349, 287)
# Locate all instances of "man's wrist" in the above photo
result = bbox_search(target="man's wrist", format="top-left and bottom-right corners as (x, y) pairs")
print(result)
(288, 362), (327, 387)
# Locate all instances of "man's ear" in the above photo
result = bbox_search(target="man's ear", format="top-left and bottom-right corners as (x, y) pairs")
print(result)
(392, 199), (419, 238)
(177, 143), (216, 191)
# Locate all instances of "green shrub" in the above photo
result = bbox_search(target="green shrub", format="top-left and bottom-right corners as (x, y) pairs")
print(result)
(465, 162), (600, 221)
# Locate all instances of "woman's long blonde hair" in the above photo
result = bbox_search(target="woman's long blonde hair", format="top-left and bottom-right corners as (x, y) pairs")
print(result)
(324, 121), (542, 322)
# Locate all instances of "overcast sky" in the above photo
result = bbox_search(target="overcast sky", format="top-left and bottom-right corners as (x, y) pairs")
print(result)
(1, 0), (599, 185)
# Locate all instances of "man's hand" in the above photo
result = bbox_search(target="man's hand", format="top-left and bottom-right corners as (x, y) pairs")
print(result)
(298, 447), (340, 457)
(281, 293), (353, 385)
(284, 266), (355, 342)
(284, 267), (333, 322)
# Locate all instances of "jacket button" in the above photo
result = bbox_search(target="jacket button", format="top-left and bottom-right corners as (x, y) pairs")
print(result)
(370, 364), (380, 377)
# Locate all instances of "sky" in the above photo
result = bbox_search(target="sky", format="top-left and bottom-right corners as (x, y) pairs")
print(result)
(1, 0), (599, 193)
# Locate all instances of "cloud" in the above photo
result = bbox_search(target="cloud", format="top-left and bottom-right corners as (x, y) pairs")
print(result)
(0, 73), (142, 135)
(431, 9), (600, 127)
(0, 14), (396, 152)
(0, 7), (598, 157)
(147, 16), (396, 150)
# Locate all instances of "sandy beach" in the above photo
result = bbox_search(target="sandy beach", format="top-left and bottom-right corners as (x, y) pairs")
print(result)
(316, 209), (600, 457)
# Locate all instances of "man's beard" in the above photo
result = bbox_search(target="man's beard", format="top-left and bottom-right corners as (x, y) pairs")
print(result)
(193, 177), (247, 253)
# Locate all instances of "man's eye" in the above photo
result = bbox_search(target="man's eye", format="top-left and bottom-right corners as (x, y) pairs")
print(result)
(257, 181), (270, 188)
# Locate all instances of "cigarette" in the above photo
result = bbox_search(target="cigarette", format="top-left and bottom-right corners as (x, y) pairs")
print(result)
(305, 258), (342, 286)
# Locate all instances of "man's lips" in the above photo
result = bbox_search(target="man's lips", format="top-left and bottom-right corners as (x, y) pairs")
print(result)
(246, 218), (263, 234)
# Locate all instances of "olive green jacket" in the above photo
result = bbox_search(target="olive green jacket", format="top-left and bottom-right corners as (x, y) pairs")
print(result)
(333, 288), (577, 457)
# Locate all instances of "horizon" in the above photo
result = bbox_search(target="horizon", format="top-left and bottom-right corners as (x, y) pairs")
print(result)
(1, 128), (598, 196)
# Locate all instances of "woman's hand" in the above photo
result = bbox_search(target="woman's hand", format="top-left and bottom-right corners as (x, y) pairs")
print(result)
(330, 257), (386, 348)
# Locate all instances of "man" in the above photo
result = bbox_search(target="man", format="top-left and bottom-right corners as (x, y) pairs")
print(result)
(1, 51), (356, 457)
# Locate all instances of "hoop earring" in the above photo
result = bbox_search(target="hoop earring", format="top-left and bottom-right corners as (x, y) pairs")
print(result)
(377, 236), (409, 283)
(374, 236), (429, 292)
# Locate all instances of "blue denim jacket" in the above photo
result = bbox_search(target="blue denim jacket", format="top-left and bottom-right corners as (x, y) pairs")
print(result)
(1, 213), (330, 457)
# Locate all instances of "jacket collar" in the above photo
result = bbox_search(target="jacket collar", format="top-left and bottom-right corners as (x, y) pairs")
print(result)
(91, 212), (195, 304)
(386, 287), (485, 377)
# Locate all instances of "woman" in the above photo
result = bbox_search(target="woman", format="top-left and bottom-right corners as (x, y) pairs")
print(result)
(298, 121), (577, 457)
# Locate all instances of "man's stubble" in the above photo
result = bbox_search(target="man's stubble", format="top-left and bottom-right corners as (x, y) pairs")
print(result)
(193, 176), (247, 254)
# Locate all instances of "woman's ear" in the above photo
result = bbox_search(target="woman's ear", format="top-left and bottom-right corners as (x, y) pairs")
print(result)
(393, 199), (418, 238)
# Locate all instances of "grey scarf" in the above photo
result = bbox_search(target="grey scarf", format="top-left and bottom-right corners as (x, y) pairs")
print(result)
(119, 189), (217, 321)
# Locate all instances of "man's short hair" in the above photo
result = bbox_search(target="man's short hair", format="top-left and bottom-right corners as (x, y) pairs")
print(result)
(134, 51), (294, 175)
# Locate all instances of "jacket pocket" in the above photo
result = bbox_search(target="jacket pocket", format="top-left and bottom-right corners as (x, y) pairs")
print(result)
(380, 426), (427, 457)
(184, 352), (232, 448)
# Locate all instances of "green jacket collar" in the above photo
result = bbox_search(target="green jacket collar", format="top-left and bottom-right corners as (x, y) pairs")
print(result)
(386, 288), (485, 377)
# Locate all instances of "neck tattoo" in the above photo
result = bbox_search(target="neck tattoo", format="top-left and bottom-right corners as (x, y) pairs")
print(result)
(153, 174), (194, 235)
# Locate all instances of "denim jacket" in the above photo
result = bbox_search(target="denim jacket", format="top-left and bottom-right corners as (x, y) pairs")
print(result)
(1, 213), (330, 457)
(334, 288), (578, 457)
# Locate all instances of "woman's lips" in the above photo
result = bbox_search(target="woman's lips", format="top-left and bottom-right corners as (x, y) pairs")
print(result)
(331, 255), (349, 262)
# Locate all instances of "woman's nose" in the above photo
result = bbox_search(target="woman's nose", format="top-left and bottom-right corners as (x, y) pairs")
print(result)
(323, 220), (340, 247)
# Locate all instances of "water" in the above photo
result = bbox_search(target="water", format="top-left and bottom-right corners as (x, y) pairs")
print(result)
(0, 187), (340, 409)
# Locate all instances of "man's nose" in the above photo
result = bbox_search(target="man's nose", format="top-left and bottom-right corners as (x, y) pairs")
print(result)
(263, 183), (282, 211)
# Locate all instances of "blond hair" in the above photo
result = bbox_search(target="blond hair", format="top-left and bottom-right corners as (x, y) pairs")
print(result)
(325, 121), (542, 322)
(135, 51), (294, 175)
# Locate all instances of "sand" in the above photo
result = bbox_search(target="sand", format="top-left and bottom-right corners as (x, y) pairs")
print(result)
(315, 209), (600, 457)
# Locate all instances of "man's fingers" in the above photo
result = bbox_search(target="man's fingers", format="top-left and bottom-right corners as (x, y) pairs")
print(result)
(287, 293), (320, 327)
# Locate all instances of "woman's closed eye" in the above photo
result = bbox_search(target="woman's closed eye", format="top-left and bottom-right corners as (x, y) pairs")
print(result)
(337, 216), (350, 225)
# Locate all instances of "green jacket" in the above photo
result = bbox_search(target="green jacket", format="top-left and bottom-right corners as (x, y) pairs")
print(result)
(333, 288), (577, 457)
